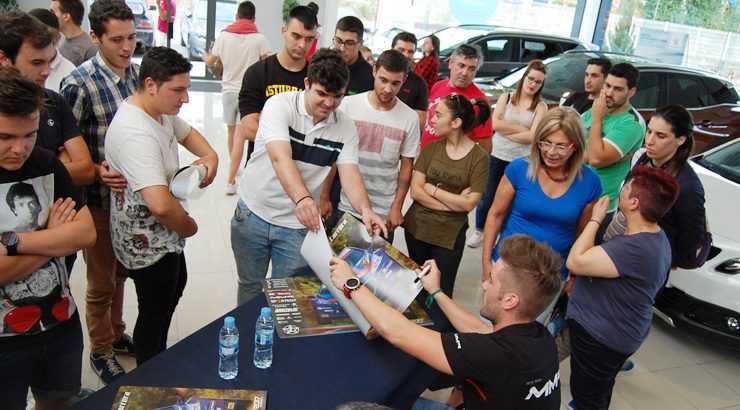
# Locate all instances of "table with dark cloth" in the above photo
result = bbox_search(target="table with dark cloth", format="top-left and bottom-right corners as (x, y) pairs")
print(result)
(72, 279), (452, 409)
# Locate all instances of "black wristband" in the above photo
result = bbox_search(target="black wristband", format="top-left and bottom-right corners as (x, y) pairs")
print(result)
(295, 195), (312, 206)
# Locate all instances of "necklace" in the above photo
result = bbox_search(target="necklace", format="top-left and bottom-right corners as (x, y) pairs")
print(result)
(543, 167), (568, 182)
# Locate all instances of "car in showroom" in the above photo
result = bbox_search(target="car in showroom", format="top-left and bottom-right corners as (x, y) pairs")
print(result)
(416, 24), (497, 60)
(476, 51), (740, 152)
(125, 0), (154, 52)
(180, 0), (238, 60)
(653, 138), (740, 350)
(435, 28), (595, 79)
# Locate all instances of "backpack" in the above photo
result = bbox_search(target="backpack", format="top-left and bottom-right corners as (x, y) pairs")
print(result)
(680, 221), (713, 270)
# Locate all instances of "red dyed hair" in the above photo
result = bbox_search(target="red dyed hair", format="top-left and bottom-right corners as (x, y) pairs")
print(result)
(627, 166), (680, 222)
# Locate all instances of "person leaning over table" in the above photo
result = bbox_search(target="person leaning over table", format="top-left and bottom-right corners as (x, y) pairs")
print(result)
(329, 234), (563, 410)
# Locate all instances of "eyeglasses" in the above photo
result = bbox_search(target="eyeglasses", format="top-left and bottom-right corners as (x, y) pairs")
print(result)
(526, 75), (544, 86)
(538, 140), (574, 154)
(333, 37), (358, 48)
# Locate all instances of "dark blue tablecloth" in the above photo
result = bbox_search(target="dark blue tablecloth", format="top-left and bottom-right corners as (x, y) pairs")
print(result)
(72, 288), (451, 409)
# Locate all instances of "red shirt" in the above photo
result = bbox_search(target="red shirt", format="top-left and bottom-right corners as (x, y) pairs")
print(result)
(420, 80), (493, 148)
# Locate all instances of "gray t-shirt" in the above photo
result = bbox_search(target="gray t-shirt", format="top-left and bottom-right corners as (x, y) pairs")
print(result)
(567, 231), (671, 354)
(59, 33), (98, 66)
(105, 100), (192, 269)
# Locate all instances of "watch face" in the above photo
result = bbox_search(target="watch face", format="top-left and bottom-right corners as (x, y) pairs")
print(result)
(346, 277), (360, 290)
(2, 232), (17, 246)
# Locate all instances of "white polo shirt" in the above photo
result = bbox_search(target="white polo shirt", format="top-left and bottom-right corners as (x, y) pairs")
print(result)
(238, 90), (359, 228)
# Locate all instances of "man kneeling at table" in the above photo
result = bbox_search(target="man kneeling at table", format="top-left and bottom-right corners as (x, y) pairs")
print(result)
(329, 234), (563, 409)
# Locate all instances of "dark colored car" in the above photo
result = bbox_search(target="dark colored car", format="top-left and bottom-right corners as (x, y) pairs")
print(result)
(477, 51), (740, 153)
(309, 285), (348, 324)
(435, 28), (594, 79)
(125, 0), (154, 52)
(416, 24), (498, 60)
(180, 0), (238, 60)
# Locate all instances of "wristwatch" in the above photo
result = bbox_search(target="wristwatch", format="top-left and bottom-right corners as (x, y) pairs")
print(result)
(343, 277), (361, 299)
(1, 231), (19, 256)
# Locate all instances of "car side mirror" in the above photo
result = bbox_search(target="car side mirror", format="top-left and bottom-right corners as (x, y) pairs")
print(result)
(185, 10), (192, 18)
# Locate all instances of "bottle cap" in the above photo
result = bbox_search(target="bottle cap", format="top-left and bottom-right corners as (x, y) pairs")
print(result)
(260, 307), (271, 317)
(224, 316), (235, 326)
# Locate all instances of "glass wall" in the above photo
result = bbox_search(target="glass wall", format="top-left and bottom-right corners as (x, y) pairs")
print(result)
(602, 0), (740, 86)
(340, 0), (580, 55)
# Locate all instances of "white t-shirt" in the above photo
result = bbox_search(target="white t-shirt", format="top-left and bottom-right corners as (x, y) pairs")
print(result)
(338, 92), (420, 219)
(105, 100), (192, 269)
(238, 90), (359, 229)
(46, 50), (76, 92)
(212, 31), (270, 92)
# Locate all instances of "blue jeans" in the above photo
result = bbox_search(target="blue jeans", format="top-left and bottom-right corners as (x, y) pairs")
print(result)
(231, 200), (309, 305)
(411, 397), (455, 410)
(0, 317), (83, 409)
(474, 156), (510, 230)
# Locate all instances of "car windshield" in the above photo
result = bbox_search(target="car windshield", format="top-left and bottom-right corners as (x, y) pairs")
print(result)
(126, 1), (144, 14)
(197, 1), (237, 22)
(696, 141), (740, 184)
(437, 27), (495, 56)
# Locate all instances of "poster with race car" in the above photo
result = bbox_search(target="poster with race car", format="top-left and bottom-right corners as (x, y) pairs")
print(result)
(262, 276), (433, 339)
(298, 213), (431, 339)
(110, 385), (266, 409)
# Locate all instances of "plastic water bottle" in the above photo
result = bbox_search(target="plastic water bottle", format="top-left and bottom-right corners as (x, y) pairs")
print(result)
(253, 307), (274, 369)
(218, 316), (239, 380)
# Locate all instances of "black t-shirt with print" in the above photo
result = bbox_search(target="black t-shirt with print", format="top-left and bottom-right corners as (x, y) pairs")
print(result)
(397, 71), (429, 111)
(38, 88), (81, 152)
(441, 322), (561, 409)
(238, 54), (308, 118)
(0, 146), (83, 350)
(346, 52), (374, 96)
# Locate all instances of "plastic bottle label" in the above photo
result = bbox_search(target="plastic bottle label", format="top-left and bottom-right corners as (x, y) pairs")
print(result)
(222, 346), (236, 355)
(258, 333), (272, 345)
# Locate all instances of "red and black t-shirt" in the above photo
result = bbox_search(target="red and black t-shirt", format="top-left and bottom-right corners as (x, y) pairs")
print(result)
(441, 322), (561, 409)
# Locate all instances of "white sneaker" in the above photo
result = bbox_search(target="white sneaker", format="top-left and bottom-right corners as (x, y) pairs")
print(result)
(466, 229), (484, 248)
(225, 182), (236, 195)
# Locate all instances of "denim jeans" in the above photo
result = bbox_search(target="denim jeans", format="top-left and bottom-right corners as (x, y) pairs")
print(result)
(474, 156), (510, 231)
(411, 397), (455, 410)
(0, 318), (83, 409)
(231, 200), (309, 305)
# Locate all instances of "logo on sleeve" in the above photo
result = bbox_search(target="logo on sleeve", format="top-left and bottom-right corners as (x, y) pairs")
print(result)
(524, 370), (560, 400)
(454, 333), (462, 349)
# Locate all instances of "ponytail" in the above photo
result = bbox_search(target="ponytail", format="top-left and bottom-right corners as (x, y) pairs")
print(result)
(442, 94), (492, 134)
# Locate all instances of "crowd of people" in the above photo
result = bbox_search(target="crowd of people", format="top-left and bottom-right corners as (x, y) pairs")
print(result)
(0, 1), (710, 409)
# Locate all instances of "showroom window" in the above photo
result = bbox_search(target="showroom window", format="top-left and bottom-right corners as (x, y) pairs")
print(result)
(603, 0), (740, 87)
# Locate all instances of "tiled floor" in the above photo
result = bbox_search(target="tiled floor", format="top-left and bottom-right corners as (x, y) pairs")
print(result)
(64, 91), (739, 409)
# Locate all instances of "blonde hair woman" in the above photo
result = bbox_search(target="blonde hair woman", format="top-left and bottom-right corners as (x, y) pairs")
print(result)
(467, 60), (549, 248)
(481, 107), (602, 289)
